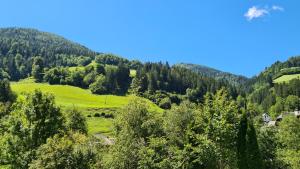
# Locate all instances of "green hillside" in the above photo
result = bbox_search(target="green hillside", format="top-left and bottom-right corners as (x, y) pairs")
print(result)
(11, 78), (162, 135)
(11, 79), (132, 109)
(273, 74), (300, 83)
(0, 27), (95, 57)
(254, 57), (300, 84)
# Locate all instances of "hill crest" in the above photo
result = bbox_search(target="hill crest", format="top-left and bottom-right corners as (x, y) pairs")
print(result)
(175, 63), (249, 86)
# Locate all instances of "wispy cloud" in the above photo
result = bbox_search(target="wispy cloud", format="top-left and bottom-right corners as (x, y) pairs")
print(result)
(272, 5), (284, 11)
(244, 5), (284, 21)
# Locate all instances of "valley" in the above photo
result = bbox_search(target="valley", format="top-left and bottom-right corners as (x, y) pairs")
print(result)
(0, 28), (299, 169)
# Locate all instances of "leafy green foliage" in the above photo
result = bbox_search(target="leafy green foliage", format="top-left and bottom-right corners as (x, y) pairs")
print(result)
(3, 90), (64, 168)
(199, 89), (239, 168)
(29, 132), (102, 169)
(158, 97), (171, 109)
(107, 99), (161, 169)
(95, 54), (142, 69)
(31, 57), (44, 82)
(107, 89), (242, 169)
(89, 75), (108, 94)
(0, 79), (15, 103)
(65, 108), (88, 134)
(43, 63), (131, 95)
(276, 116), (300, 169)
(0, 87), (104, 168)
(257, 127), (286, 169)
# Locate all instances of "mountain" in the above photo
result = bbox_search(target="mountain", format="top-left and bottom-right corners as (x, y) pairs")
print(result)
(0, 28), (143, 80)
(175, 63), (249, 86)
(0, 27), (95, 57)
(0, 27), (98, 80)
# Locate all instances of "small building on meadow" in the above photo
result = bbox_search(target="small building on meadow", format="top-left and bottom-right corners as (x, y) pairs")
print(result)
(262, 113), (271, 123)
(263, 111), (299, 127)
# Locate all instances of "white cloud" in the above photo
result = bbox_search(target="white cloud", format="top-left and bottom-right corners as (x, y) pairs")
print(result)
(244, 5), (284, 21)
(272, 5), (284, 11)
(244, 6), (269, 21)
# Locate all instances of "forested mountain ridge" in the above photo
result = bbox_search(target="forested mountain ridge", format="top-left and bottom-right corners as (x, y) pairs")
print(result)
(0, 27), (97, 80)
(175, 63), (249, 86)
(247, 56), (300, 119)
(0, 27), (95, 56)
(253, 56), (300, 85)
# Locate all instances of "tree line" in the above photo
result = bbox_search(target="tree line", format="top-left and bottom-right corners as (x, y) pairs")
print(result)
(1, 80), (299, 168)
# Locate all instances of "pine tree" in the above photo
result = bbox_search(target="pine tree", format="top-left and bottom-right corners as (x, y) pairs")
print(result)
(237, 113), (248, 169)
(246, 120), (264, 169)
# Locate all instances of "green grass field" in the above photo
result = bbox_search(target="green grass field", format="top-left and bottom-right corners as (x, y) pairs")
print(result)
(87, 117), (113, 135)
(11, 79), (162, 135)
(273, 74), (300, 83)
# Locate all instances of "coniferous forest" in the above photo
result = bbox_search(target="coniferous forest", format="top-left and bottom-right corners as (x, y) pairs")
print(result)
(0, 28), (300, 169)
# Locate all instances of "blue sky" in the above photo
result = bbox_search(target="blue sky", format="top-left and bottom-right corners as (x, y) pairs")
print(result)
(0, 0), (299, 77)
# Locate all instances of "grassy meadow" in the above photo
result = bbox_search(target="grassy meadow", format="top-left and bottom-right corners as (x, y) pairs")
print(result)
(11, 78), (162, 135)
(273, 74), (300, 83)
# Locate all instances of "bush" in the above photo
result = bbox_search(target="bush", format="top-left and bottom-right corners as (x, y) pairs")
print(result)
(104, 114), (114, 118)
(94, 113), (101, 117)
(159, 97), (172, 109)
(65, 108), (87, 134)
(89, 75), (108, 94)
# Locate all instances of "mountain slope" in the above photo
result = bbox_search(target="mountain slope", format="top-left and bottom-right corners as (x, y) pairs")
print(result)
(175, 63), (249, 86)
(254, 56), (300, 85)
(0, 27), (95, 57)
(0, 27), (97, 80)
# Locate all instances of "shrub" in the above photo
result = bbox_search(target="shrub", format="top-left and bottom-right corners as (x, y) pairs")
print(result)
(94, 113), (101, 117)
(159, 97), (172, 109)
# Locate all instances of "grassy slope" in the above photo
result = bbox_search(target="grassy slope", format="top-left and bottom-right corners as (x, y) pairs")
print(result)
(11, 79), (162, 135)
(273, 74), (300, 83)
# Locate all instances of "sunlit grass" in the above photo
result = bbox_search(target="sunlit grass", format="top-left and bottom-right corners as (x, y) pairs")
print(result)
(273, 74), (300, 83)
(11, 80), (162, 135)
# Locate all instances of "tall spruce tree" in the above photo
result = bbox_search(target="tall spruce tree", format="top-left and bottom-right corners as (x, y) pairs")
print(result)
(237, 113), (248, 169)
(246, 120), (264, 169)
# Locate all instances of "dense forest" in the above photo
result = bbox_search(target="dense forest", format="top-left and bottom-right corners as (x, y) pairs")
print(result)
(0, 28), (299, 169)
(247, 56), (300, 118)
(176, 63), (249, 86)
